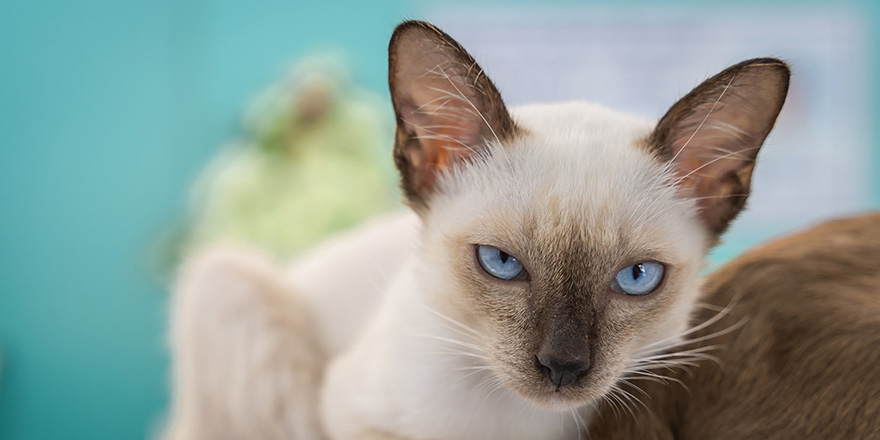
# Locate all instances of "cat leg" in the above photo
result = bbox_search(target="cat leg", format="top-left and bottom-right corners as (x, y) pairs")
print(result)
(163, 246), (325, 440)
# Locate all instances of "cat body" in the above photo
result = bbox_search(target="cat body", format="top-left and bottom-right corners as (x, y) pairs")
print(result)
(165, 21), (789, 440)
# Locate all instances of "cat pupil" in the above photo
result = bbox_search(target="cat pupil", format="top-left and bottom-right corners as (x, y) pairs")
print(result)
(632, 264), (644, 280)
(499, 251), (509, 263)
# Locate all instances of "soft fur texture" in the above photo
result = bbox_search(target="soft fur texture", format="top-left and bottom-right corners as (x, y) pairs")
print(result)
(166, 246), (325, 440)
(588, 212), (880, 439)
(165, 21), (789, 439)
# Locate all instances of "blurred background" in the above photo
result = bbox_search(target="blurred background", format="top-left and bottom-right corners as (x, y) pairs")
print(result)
(1, 0), (878, 438)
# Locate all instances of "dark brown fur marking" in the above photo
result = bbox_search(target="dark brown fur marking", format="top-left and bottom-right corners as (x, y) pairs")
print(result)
(388, 21), (519, 211)
(646, 58), (790, 240)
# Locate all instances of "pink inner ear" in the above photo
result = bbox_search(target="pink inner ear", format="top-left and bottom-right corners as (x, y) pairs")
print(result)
(402, 81), (486, 169)
(389, 22), (518, 206)
(661, 82), (779, 234)
(400, 102), (484, 197)
(404, 125), (472, 170)
(416, 123), (480, 166)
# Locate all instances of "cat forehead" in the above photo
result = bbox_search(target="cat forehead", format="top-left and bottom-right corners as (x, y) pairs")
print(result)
(428, 101), (704, 259)
(512, 101), (655, 142)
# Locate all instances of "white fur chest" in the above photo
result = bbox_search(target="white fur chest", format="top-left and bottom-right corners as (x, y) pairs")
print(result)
(320, 265), (589, 440)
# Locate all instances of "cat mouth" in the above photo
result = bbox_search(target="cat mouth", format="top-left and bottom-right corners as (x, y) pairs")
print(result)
(527, 385), (602, 411)
(497, 366), (607, 411)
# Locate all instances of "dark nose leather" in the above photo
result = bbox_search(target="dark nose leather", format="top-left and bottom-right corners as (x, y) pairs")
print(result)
(535, 354), (590, 388)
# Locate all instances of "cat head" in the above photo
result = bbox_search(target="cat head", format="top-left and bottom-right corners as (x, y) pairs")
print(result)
(389, 21), (788, 409)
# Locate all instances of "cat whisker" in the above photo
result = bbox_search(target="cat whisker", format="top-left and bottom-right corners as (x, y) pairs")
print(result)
(472, 67), (485, 87)
(635, 344), (724, 362)
(623, 370), (691, 393)
(666, 73), (738, 167)
(431, 349), (489, 361)
(414, 94), (458, 115)
(557, 410), (565, 438)
(632, 359), (702, 376)
(701, 121), (750, 139)
(422, 68), (485, 116)
(683, 193), (750, 202)
(475, 372), (502, 391)
(407, 122), (474, 131)
(616, 382), (650, 413)
(628, 185), (679, 229)
(420, 67), (516, 174)
(421, 60), (456, 79)
(511, 387), (535, 424)
(635, 293), (743, 355)
(618, 374), (669, 386)
(647, 316), (748, 358)
(670, 145), (761, 188)
(635, 359), (714, 376)
(695, 301), (728, 312)
(679, 144), (756, 161)
(404, 120), (476, 152)
(410, 332), (483, 351)
(568, 407), (585, 439)
(632, 350), (724, 372)
(600, 387), (624, 420)
(617, 378), (652, 399)
(416, 93), (482, 121)
(590, 395), (609, 424)
(606, 384), (639, 420)
(619, 372), (686, 389)
(434, 65), (502, 147)
(474, 375), (508, 415)
(631, 360), (700, 372)
(625, 318), (744, 388)
(423, 306), (483, 338)
(644, 347), (724, 364)
(455, 365), (495, 371)
(451, 365), (495, 385)
(608, 385), (632, 418)
(633, 352), (723, 376)
(629, 74), (738, 228)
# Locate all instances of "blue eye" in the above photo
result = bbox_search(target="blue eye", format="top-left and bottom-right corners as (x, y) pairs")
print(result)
(476, 245), (525, 280)
(613, 262), (665, 296)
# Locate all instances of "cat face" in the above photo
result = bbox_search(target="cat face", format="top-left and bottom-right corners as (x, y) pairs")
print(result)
(418, 103), (708, 408)
(389, 21), (788, 410)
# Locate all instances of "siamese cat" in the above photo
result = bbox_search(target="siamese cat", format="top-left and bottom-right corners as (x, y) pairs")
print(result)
(588, 212), (880, 439)
(164, 21), (788, 440)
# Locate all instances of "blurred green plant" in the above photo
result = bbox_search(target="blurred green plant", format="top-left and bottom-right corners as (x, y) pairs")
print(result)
(162, 54), (399, 268)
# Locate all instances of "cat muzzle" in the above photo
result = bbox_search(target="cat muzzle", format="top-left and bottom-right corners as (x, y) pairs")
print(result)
(534, 353), (591, 388)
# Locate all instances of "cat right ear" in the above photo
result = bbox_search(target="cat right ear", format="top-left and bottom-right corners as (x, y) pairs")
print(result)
(650, 58), (790, 238)
(388, 21), (518, 211)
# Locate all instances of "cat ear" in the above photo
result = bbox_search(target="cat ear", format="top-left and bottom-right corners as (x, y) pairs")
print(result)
(650, 58), (790, 237)
(389, 21), (518, 210)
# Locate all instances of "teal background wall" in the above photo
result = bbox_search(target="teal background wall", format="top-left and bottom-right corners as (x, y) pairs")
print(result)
(1, 1), (878, 439)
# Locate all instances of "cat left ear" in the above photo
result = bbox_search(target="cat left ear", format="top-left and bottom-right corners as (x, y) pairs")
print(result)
(388, 21), (518, 211)
(650, 58), (790, 238)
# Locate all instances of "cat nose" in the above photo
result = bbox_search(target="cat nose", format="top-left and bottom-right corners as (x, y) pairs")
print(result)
(535, 354), (590, 388)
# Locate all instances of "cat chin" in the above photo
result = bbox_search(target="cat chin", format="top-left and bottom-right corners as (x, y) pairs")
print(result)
(513, 385), (606, 412)
(496, 367), (614, 412)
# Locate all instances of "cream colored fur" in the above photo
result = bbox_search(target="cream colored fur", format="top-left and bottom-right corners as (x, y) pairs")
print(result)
(165, 22), (787, 440)
(165, 246), (324, 440)
(320, 103), (708, 439)
(165, 103), (708, 440)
